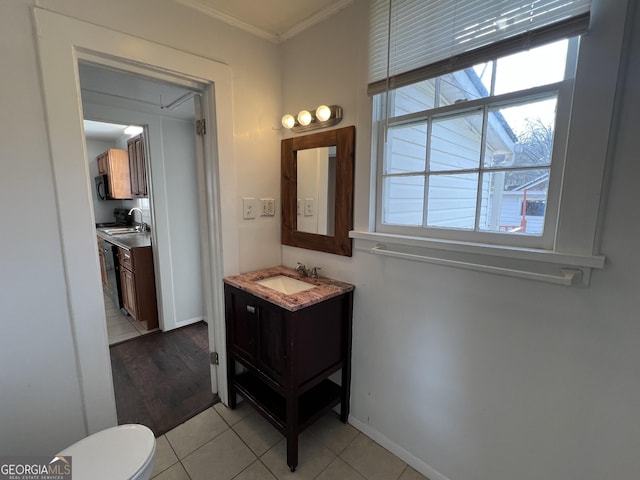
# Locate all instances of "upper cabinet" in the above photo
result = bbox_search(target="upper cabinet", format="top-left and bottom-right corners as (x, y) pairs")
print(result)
(97, 148), (132, 199)
(127, 134), (148, 198)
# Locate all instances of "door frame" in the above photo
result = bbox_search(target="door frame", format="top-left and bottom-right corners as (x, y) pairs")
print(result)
(33, 8), (238, 435)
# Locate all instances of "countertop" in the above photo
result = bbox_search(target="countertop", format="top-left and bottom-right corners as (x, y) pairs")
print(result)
(223, 265), (355, 312)
(96, 229), (152, 250)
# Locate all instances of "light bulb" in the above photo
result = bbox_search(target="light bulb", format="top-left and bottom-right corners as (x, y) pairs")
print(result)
(281, 114), (295, 129)
(297, 110), (312, 126)
(316, 105), (331, 122)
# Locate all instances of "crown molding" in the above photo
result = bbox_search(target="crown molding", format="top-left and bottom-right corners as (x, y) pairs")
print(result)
(174, 0), (353, 43)
(175, 0), (279, 42)
(279, 0), (353, 41)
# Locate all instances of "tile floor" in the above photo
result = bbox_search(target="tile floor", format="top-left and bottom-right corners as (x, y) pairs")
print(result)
(151, 402), (429, 480)
(104, 293), (158, 345)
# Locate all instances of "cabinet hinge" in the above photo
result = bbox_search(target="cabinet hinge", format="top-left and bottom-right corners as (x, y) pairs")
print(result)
(196, 119), (206, 136)
(210, 351), (219, 365)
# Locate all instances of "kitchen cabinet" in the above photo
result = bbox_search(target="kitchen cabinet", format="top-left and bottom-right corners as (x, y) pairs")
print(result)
(118, 246), (158, 330)
(97, 237), (107, 289)
(224, 271), (354, 472)
(127, 134), (148, 198)
(97, 148), (132, 199)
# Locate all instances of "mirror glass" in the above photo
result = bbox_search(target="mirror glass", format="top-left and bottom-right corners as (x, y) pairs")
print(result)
(296, 146), (336, 235)
(281, 126), (355, 256)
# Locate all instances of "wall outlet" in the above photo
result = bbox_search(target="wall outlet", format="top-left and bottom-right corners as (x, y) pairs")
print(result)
(242, 197), (257, 219)
(304, 198), (314, 216)
(261, 198), (275, 216)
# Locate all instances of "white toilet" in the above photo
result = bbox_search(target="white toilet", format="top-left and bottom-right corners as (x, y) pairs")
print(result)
(58, 424), (156, 480)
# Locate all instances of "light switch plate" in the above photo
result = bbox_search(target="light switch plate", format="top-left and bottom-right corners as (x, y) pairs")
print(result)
(304, 198), (314, 216)
(242, 197), (257, 219)
(260, 198), (275, 216)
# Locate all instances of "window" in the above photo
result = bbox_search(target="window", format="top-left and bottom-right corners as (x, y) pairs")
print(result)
(375, 39), (576, 245)
(354, 0), (628, 285)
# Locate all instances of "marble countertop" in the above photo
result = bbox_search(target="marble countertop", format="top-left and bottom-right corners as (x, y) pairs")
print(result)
(224, 266), (355, 312)
(96, 229), (152, 250)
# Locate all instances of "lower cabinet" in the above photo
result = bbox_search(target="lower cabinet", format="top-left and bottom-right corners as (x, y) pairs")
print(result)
(118, 246), (158, 330)
(224, 283), (353, 472)
(97, 237), (108, 289)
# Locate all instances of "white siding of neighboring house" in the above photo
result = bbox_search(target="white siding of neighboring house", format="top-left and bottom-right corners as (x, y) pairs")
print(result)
(384, 78), (513, 230)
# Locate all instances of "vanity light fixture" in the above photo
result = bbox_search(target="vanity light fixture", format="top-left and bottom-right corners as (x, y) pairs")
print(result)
(281, 104), (343, 133)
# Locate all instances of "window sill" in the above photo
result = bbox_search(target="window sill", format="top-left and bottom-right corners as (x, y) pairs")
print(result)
(349, 231), (605, 286)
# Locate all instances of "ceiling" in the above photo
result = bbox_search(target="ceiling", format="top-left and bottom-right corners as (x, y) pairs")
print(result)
(80, 63), (197, 141)
(174, 0), (352, 42)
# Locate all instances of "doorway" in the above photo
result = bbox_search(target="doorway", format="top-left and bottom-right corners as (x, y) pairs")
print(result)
(80, 64), (217, 432)
(34, 8), (239, 434)
(80, 62), (207, 333)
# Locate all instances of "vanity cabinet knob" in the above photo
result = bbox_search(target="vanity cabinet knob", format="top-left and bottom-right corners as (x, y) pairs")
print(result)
(246, 305), (256, 314)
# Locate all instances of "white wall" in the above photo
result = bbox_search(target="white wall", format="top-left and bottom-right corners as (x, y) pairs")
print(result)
(159, 116), (204, 327)
(281, 1), (640, 480)
(0, 0), (281, 454)
(0, 0), (87, 455)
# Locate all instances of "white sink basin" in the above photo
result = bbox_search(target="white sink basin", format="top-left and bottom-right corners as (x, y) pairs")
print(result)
(256, 275), (315, 294)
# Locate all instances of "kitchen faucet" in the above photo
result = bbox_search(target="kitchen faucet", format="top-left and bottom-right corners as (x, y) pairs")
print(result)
(128, 207), (145, 231)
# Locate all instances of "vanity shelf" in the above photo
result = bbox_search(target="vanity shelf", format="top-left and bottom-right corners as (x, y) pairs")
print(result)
(224, 267), (354, 472)
(233, 372), (342, 432)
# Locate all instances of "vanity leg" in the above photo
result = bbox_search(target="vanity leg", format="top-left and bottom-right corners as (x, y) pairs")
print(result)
(286, 437), (298, 472)
(286, 396), (299, 472)
(227, 359), (237, 409)
(340, 293), (353, 423)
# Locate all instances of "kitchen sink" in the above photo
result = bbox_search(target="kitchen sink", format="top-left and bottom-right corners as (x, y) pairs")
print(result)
(102, 227), (142, 235)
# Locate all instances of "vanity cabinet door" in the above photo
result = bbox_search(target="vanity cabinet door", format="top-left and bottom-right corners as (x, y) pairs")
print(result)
(225, 288), (259, 363)
(257, 306), (286, 384)
(224, 286), (287, 385)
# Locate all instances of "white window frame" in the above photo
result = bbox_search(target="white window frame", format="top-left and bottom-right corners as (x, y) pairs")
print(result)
(352, 0), (630, 286)
(374, 73), (574, 250)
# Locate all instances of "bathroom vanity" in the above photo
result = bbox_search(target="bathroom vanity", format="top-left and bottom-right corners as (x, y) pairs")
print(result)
(223, 266), (354, 471)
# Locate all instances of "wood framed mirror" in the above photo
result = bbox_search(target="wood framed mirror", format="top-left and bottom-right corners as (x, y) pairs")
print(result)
(281, 126), (355, 256)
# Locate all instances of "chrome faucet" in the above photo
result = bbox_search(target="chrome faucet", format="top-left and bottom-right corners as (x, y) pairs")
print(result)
(128, 207), (145, 231)
(295, 262), (308, 276)
(295, 262), (321, 278)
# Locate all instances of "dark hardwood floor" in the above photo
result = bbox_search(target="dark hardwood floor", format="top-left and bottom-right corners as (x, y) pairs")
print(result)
(110, 321), (216, 436)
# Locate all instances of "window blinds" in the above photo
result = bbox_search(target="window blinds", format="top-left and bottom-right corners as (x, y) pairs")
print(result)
(368, 0), (591, 95)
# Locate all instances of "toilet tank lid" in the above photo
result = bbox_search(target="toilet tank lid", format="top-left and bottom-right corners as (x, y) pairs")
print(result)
(58, 424), (155, 479)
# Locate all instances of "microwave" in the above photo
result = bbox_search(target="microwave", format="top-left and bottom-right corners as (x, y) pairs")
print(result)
(95, 174), (112, 200)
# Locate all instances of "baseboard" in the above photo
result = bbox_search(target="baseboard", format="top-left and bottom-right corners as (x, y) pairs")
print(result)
(348, 415), (451, 480)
